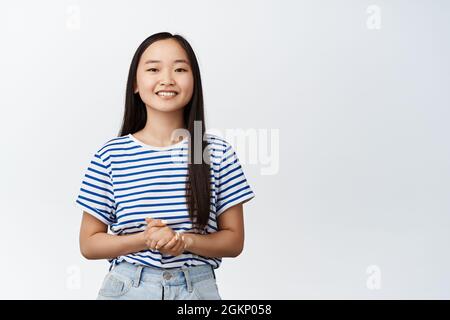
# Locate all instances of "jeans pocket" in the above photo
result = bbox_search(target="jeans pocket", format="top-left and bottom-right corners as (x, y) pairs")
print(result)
(98, 271), (132, 298)
(192, 278), (222, 300)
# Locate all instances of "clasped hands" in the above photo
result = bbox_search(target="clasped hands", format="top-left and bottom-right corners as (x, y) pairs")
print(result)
(143, 218), (188, 256)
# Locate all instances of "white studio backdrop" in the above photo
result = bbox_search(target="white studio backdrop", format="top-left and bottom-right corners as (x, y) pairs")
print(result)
(0, 0), (449, 299)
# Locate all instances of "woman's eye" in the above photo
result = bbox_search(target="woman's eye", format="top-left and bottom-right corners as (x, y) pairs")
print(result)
(146, 68), (187, 72)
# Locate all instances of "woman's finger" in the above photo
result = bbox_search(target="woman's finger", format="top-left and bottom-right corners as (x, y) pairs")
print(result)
(160, 234), (178, 250)
(155, 236), (172, 249)
(146, 222), (167, 236)
(171, 237), (184, 255)
(146, 218), (166, 228)
(150, 239), (158, 250)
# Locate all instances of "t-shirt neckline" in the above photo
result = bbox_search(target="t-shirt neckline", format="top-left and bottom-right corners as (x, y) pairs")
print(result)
(128, 133), (188, 150)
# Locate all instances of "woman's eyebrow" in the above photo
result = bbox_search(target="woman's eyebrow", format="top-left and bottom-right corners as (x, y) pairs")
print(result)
(144, 59), (190, 65)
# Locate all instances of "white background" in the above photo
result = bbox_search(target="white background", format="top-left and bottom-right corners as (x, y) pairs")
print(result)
(0, 0), (449, 299)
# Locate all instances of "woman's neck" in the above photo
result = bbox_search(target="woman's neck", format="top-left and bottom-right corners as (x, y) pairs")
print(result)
(137, 106), (186, 146)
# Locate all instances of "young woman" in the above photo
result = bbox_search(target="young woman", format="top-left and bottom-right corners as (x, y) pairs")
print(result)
(75, 32), (255, 300)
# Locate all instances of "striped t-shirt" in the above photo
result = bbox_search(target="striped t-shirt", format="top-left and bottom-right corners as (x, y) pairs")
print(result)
(75, 133), (255, 270)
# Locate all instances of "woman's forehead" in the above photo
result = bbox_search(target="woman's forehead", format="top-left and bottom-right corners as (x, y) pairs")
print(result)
(141, 39), (189, 64)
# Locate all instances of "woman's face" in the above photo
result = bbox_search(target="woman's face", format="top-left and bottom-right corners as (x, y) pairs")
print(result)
(135, 38), (194, 113)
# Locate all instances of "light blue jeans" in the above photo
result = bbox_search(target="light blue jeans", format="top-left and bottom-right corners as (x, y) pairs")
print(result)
(96, 261), (222, 300)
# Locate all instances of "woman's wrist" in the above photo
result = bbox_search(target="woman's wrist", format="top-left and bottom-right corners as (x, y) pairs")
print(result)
(137, 230), (148, 251)
(183, 233), (195, 251)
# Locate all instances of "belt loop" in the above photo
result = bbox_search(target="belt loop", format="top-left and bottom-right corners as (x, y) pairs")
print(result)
(181, 266), (193, 293)
(133, 265), (144, 288)
(211, 265), (216, 279)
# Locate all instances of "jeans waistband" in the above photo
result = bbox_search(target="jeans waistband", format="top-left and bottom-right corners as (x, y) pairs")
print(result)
(111, 261), (216, 291)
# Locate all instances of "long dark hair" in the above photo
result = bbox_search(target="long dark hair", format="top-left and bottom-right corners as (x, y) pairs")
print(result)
(118, 32), (211, 232)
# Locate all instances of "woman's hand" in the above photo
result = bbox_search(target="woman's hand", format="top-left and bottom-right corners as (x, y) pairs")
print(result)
(144, 218), (173, 249)
(157, 231), (188, 257)
(144, 218), (187, 256)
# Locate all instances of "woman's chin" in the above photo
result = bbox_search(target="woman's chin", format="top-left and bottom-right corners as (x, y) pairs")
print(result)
(145, 102), (185, 113)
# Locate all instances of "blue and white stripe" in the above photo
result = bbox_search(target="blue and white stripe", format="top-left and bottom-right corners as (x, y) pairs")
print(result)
(75, 133), (255, 270)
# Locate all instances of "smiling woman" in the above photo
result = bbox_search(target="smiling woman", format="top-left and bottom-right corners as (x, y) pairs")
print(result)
(75, 32), (256, 300)
(134, 39), (194, 112)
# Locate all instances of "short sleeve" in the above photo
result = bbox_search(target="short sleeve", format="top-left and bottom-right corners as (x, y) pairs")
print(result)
(215, 143), (255, 217)
(75, 150), (116, 225)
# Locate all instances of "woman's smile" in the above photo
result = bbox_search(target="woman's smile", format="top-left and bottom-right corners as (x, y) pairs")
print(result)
(156, 91), (179, 100)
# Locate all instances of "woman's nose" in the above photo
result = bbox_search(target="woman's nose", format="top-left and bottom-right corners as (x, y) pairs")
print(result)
(160, 70), (175, 85)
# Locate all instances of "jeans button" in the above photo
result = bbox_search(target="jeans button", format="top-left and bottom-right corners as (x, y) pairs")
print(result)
(163, 272), (172, 280)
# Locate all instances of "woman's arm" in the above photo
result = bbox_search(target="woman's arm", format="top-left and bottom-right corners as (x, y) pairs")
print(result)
(79, 212), (148, 260)
(183, 203), (245, 258)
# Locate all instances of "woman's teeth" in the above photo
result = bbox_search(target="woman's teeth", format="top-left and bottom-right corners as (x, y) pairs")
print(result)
(157, 92), (177, 96)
